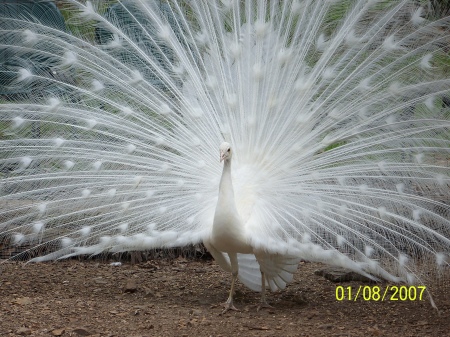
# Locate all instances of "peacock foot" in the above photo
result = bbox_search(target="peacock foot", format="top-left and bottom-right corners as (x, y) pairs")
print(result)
(220, 299), (240, 315)
(256, 301), (274, 312)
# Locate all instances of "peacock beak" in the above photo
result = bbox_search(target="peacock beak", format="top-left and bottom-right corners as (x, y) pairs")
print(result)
(220, 151), (225, 162)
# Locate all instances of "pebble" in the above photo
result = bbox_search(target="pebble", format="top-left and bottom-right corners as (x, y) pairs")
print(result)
(189, 309), (203, 316)
(16, 327), (32, 335)
(124, 279), (138, 293)
(13, 297), (33, 305)
(72, 327), (92, 336)
(93, 277), (108, 285)
(51, 328), (65, 336)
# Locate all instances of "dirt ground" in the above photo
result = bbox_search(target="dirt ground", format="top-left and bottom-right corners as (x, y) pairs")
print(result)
(0, 256), (449, 337)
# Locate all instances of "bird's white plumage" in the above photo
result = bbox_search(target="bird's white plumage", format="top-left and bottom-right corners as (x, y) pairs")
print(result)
(207, 142), (300, 294)
(0, 0), (449, 304)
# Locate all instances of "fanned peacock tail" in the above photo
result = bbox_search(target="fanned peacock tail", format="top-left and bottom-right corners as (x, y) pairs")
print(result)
(0, 1), (449, 289)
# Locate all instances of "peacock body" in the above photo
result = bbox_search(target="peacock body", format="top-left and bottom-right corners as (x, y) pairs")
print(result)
(0, 0), (449, 309)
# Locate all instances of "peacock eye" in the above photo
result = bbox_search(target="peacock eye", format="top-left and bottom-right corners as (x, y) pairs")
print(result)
(227, 149), (230, 152)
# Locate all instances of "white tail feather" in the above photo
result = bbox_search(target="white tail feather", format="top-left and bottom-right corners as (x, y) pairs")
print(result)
(0, 0), (449, 299)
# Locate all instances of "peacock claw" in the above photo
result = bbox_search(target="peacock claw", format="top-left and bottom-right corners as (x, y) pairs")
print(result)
(256, 302), (274, 312)
(220, 302), (240, 315)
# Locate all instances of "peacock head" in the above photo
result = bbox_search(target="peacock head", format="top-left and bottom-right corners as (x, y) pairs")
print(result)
(219, 142), (232, 162)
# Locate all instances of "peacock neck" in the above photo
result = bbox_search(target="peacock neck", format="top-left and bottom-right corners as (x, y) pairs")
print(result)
(219, 158), (235, 203)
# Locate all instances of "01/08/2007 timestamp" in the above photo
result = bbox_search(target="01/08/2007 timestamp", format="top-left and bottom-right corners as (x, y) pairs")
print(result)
(335, 285), (427, 301)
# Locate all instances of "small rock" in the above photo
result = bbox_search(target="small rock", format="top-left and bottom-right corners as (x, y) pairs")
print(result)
(134, 305), (147, 311)
(307, 310), (320, 319)
(318, 323), (333, 329)
(314, 267), (374, 283)
(245, 325), (270, 331)
(93, 277), (108, 285)
(144, 288), (154, 297)
(189, 309), (202, 316)
(416, 320), (428, 326)
(14, 297), (33, 305)
(52, 328), (65, 336)
(368, 325), (382, 336)
(292, 293), (307, 305)
(72, 327), (92, 336)
(124, 279), (138, 293)
(16, 327), (32, 335)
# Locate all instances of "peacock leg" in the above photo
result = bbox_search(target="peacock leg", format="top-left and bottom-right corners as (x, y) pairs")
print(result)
(221, 253), (240, 314)
(257, 271), (273, 311)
